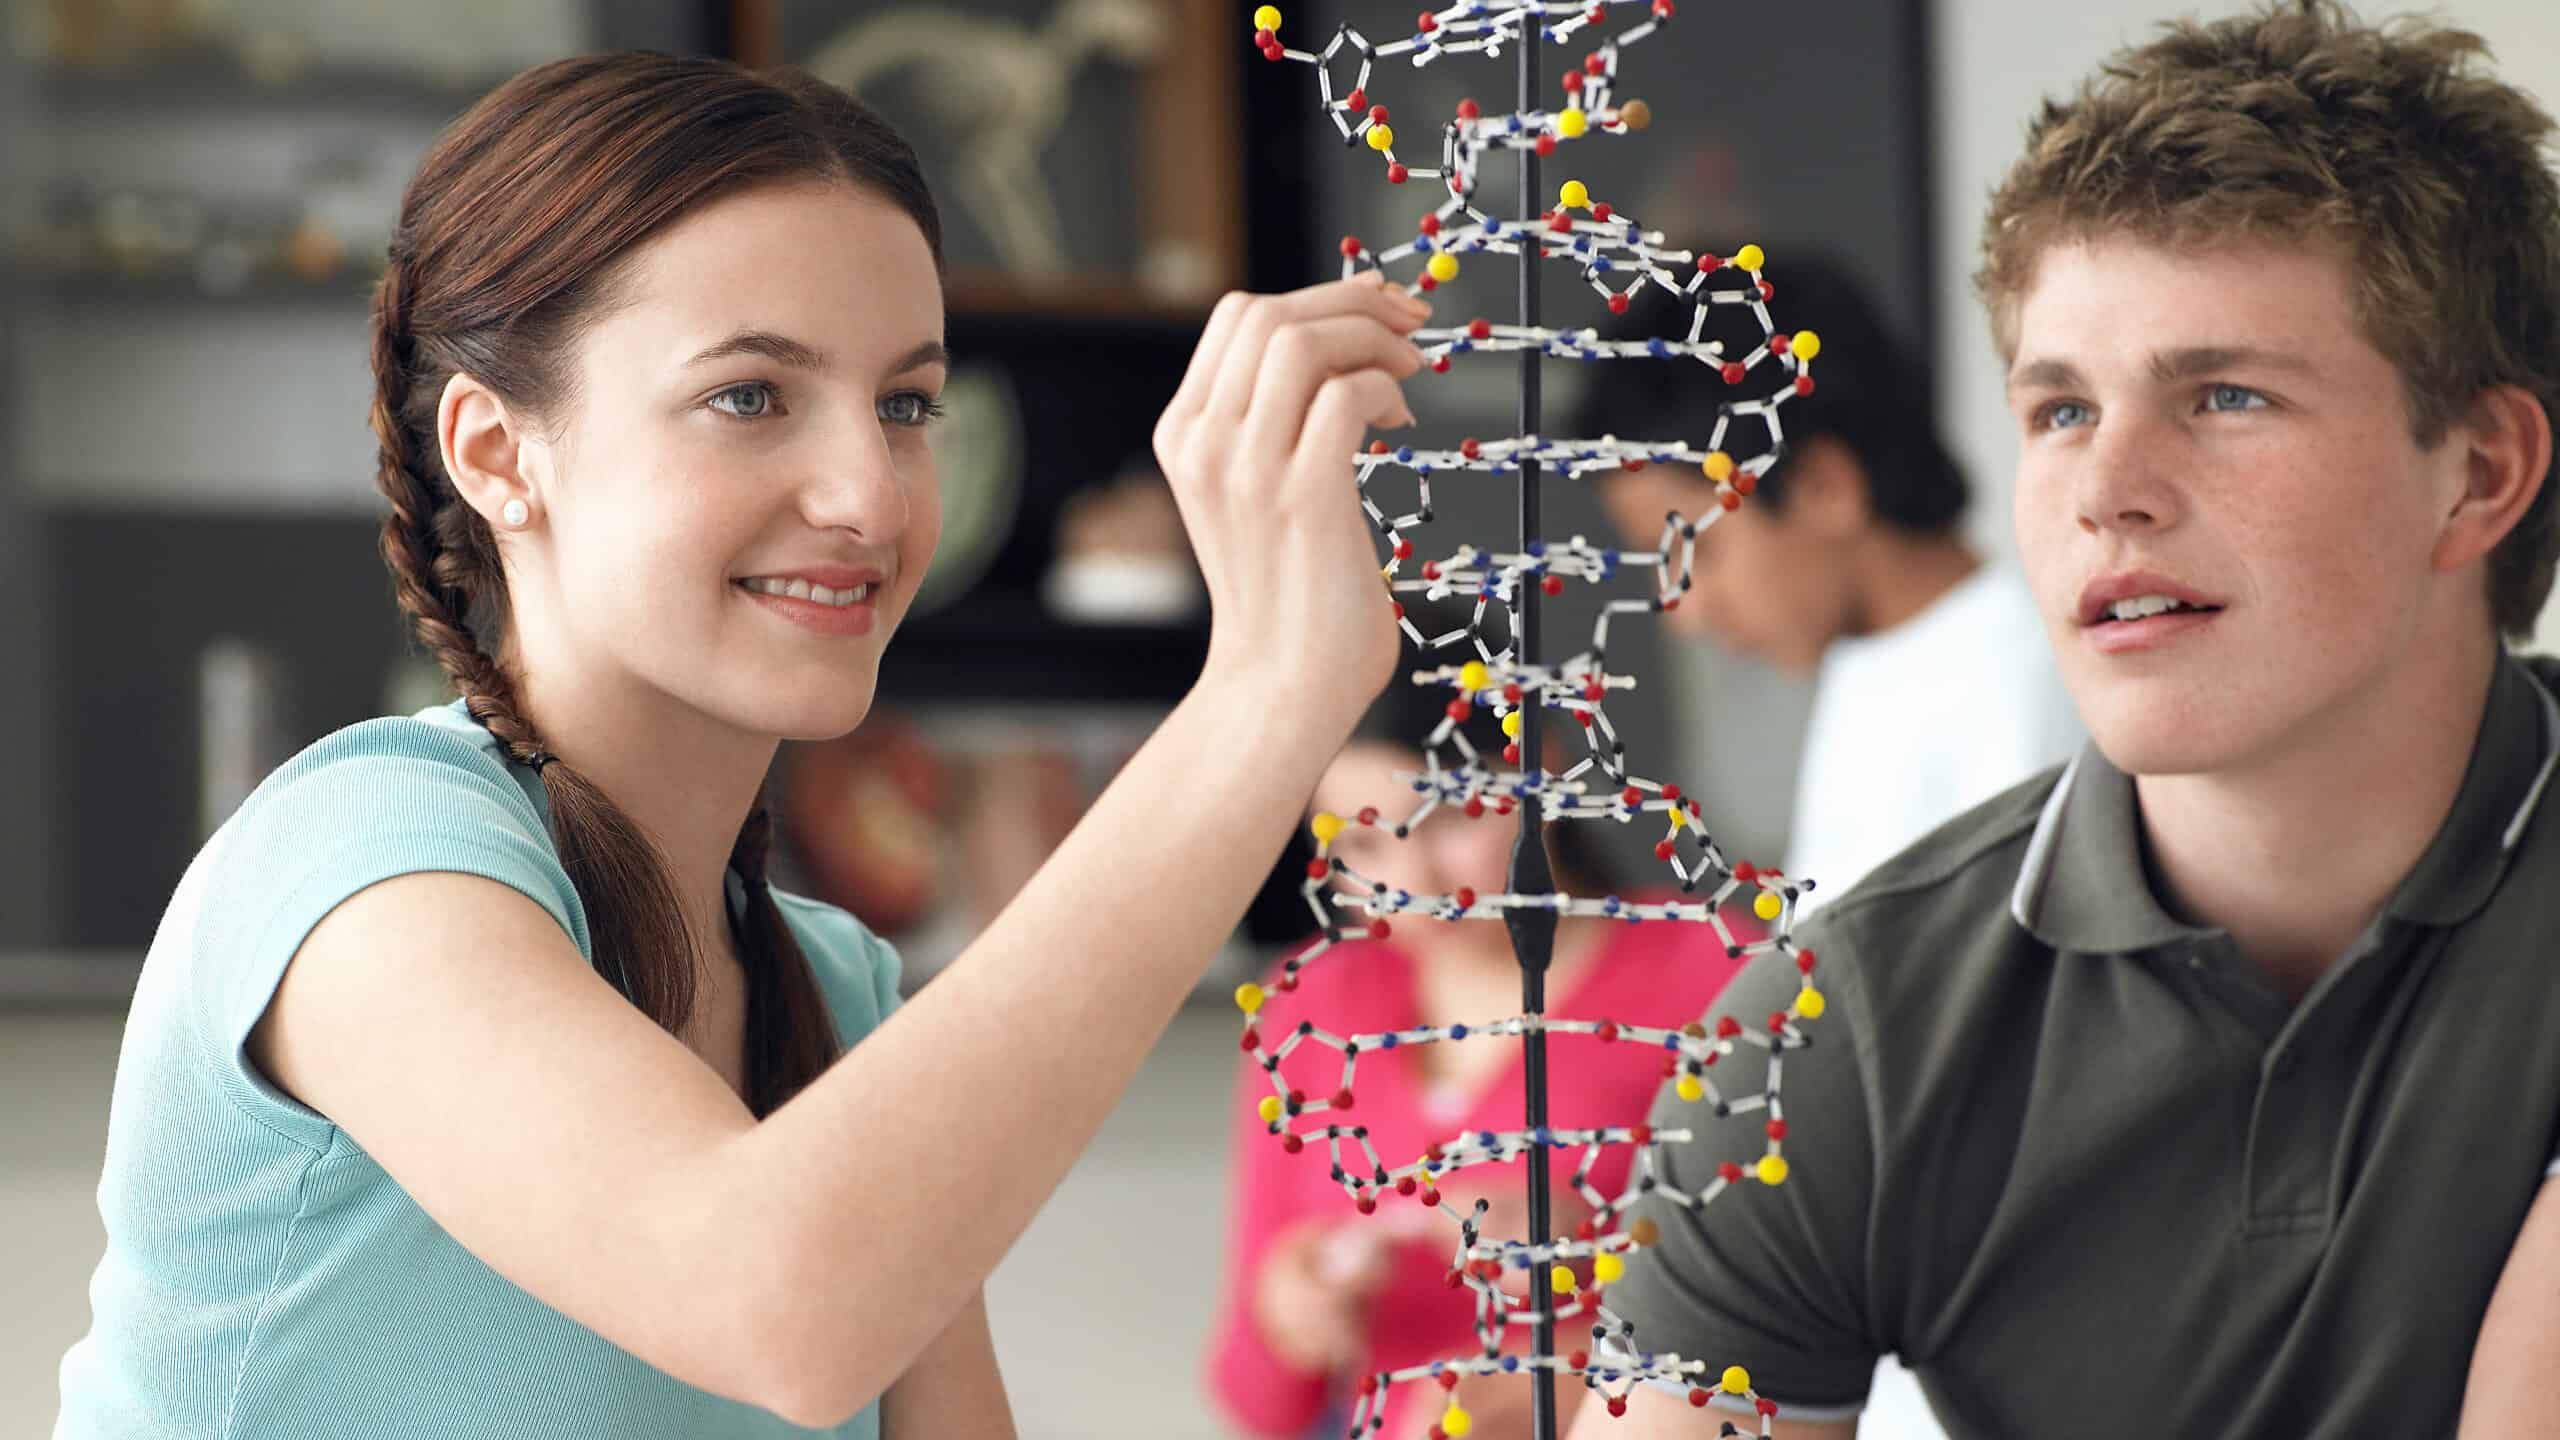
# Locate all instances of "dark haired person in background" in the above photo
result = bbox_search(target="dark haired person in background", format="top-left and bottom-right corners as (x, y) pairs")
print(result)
(1579, 253), (2081, 912)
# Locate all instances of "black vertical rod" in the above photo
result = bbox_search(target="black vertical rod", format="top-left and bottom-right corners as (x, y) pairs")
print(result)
(1501, 14), (1563, 1440)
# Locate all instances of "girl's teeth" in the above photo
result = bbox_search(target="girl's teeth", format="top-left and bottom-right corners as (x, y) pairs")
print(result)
(741, 577), (870, 607)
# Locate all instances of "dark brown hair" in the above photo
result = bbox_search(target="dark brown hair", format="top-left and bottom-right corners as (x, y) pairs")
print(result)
(1977, 0), (2560, 639)
(369, 52), (943, 1116)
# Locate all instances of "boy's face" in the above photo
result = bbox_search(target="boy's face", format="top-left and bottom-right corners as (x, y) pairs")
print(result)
(2007, 236), (2470, 777)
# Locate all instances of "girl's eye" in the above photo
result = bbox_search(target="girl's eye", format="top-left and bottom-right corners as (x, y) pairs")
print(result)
(880, 391), (947, 427)
(708, 382), (778, 419)
(2036, 399), (2093, 431)
(2203, 383), (2267, 413)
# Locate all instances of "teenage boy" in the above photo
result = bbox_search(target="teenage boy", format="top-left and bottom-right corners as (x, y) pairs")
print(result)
(1584, 4), (2560, 1435)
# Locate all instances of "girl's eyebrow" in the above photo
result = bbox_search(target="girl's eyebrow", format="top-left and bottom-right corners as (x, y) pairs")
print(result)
(680, 332), (950, 376)
(684, 329), (827, 371)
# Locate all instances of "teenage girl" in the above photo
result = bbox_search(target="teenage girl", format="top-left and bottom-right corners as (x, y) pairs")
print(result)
(54, 52), (1424, 1439)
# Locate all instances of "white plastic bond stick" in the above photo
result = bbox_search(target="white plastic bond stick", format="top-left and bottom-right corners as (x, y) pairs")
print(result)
(1240, 4), (1836, 1433)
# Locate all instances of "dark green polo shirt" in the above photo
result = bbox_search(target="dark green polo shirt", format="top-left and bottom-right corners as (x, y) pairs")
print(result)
(1609, 652), (2560, 1437)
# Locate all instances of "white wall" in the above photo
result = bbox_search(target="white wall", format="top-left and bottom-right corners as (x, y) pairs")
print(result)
(1931, 0), (2560, 655)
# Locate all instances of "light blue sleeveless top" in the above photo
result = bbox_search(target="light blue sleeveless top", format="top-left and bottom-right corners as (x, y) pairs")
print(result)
(54, 700), (900, 1439)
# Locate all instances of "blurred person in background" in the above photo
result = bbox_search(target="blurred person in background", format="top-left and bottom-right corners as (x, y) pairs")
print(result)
(1206, 684), (1759, 1440)
(1579, 254), (2082, 911)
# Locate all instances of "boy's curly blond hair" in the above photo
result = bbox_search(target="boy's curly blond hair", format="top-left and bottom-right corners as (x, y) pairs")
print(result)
(1977, 0), (2560, 639)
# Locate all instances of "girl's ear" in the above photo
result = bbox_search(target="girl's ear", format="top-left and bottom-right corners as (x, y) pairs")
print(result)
(440, 372), (541, 532)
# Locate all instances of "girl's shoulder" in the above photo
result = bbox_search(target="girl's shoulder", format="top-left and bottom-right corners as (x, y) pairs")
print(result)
(237, 697), (543, 838)
(765, 886), (905, 1046)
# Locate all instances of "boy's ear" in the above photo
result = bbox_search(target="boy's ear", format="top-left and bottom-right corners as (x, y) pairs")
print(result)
(1785, 435), (1875, 538)
(2432, 383), (2551, 575)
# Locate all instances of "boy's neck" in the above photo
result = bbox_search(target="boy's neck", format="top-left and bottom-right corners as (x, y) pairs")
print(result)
(2131, 625), (2502, 1001)
(1843, 531), (1982, 639)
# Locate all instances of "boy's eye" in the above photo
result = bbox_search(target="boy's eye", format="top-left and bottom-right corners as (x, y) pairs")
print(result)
(708, 382), (776, 419)
(2204, 383), (2267, 412)
(2037, 400), (2093, 430)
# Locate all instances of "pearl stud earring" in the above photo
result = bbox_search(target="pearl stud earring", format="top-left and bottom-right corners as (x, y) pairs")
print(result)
(501, 499), (530, 529)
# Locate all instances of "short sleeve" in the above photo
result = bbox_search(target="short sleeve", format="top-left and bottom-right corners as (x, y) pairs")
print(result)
(189, 724), (585, 1149)
(1604, 913), (1883, 1414)
(772, 889), (906, 1046)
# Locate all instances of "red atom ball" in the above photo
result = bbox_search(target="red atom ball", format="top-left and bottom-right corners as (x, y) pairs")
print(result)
(1369, 104), (1390, 124)
(1340, 235), (1362, 258)
(1446, 698), (1471, 722)
(1307, 859), (1329, 879)
(1469, 317), (1493, 340)
(1720, 362), (1747, 385)
(1347, 87), (1367, 112)
(1460, 436), (1482, 459)
(1608, 293), (1630, 314)
(1798, 949), (1819, 973)
(1387, 162), (1410, 184)
(1419, 213), (1442, 236)
(1562, 71), (1585, 93)
(1417, 11), (1437, 32)
(1457, 98), (1480, 120)
(1369, 919), (1392, 940)
(1455, 886), (1477, 908)
(1796, 375), (1816, 396)
(1542, 575), (1565, 596)
(1535, 134), (1557, 156)
(1592, 202), (1613, 222)
(1768, 1118), (1789, 1140)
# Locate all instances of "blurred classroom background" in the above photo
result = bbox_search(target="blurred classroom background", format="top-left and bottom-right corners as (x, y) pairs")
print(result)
(6, 0), (2560, 1436)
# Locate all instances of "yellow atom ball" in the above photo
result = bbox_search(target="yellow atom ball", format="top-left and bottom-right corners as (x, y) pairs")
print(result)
(1427, 252), (1460, 282)
(1594, 1252), (1626, 1284)
(1443, 1405), (1474, 1438)
(1676, 1074), (1704, 1103)
(1734, 243), (1766, 271)
(1458, 659), (1491, 692)
(1757, 1155), (1790, 1186)
(1367, 123), (1396, 152)
(1702, 450), (1736, 482)
(1254, 5), (1282, 32)
(1722, 1365), (1752, 1395)
(1502, 711), (1524, 738)
(1753, 891), (1783, 922)
(1258, 1095), (1284, 1123)
(1235, 982), (1266, 1015)
(1557, 107), (1589, 139)
(1797, 986), (1827, 1019)
(1311, 811), (1346, 845)
(1552, 1264), (1578, 1294)
(1792, 329), (1821, 360)
(1559, 179), (1591, 210)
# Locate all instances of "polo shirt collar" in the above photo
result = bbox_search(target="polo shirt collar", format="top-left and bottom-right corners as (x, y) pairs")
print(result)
(2010, 653), (2560, 953)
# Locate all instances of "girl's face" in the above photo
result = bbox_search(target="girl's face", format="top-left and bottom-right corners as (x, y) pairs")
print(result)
(1311, 741), (1517, 903)
(513, 180), (947, 743)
